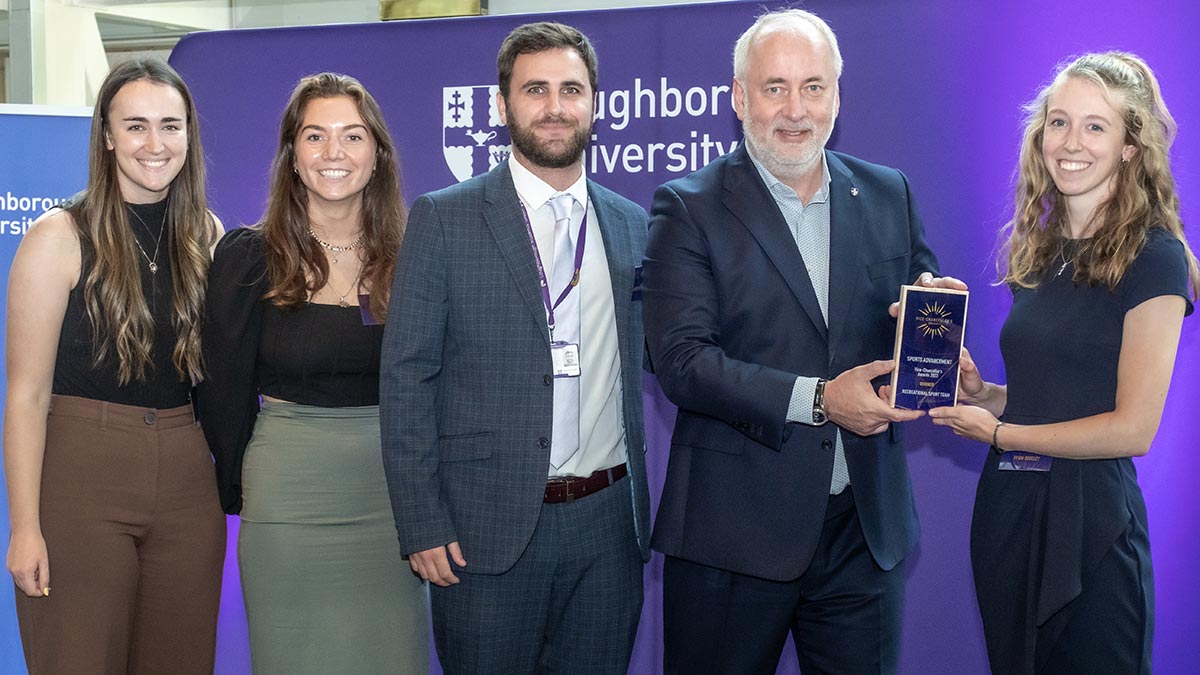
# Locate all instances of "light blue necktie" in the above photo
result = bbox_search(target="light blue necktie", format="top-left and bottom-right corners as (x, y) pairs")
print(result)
(548, 193), (580, 469)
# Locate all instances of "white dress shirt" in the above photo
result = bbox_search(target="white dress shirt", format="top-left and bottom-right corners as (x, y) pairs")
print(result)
(508, 157), (627, 478)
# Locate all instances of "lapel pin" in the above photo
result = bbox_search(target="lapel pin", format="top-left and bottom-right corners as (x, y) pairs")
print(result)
(850, 186), (860, 197)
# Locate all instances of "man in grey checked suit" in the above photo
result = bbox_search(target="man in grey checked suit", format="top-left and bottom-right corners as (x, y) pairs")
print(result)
(642, 9), (965, 674)
(381, 22), (650, 674)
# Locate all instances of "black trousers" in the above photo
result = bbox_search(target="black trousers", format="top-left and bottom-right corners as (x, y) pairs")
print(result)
(663, 488), (905, 675)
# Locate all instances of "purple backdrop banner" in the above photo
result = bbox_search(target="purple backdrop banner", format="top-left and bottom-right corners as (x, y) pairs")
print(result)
(168, 1), (1199, 673)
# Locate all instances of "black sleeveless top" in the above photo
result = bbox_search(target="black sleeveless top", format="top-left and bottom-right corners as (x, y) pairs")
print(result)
(51, 200), (192, 409)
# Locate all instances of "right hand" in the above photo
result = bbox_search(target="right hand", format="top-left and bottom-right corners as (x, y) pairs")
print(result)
(408, 542), (466, 587)
(7, 529), (50, 598)
(824, 359), (924, 436)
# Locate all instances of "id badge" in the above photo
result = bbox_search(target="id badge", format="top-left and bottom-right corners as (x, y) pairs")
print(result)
(358, 294), (380, 325)
(998, 451), (1053, 472)
(550, 341), (581, 378)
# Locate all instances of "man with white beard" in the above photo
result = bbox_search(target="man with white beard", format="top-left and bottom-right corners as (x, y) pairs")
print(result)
(641, 9), (964, 674)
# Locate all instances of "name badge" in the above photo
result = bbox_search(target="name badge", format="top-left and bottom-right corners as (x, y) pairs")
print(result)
(551, 341), (581, 378)
(998, 451), (1052, 472)
(358, 293), (380, 325)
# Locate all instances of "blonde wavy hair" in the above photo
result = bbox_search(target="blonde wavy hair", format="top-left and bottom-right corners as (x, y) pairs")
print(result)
(1000, 51), (1199, 298)
(66, 58), (215, 385)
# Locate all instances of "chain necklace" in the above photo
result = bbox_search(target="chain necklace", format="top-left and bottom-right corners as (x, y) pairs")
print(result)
(308, 226), (364, 264)
(128, 206), (166, 274)
(1055, 237), (1085, 278)
(327, 267), (364, 308)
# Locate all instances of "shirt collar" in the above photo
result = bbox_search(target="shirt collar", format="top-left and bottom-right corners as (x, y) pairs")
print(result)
(509, 156), (589, 213)
(746, 145), (832, 206)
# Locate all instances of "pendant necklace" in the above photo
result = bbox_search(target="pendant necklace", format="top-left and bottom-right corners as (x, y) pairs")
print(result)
(128, 207), (166, 274)
(309, 226), (364, 264)
(328, 267), (363, 308)
(1055, 238), (1081, 278)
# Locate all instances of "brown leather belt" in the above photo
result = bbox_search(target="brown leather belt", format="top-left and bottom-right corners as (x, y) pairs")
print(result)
(544, 464), (628, 503)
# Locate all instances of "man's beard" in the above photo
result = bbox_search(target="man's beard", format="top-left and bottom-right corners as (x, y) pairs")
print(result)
(508, 113), (591, 169)
(741, 117), (830, 184)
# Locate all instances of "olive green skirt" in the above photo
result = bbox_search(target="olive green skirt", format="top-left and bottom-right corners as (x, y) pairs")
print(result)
(239, 401), (429, 674)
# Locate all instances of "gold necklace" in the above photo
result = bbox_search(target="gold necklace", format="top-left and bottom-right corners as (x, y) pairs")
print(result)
(308, 226), (364, 264)
(128, 206), (166, 274)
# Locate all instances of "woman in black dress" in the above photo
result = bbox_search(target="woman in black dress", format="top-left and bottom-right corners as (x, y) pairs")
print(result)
(930, 52), (1198, 673)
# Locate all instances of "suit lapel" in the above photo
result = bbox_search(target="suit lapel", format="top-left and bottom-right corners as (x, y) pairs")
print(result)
(483, 162), (551, 345)
(588, 182), (634, 361)
(722, 145), (827, 340)
(825, 153), (865, 362)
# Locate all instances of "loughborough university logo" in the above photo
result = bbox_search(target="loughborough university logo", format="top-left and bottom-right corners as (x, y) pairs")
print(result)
(443, 85), (511, 182)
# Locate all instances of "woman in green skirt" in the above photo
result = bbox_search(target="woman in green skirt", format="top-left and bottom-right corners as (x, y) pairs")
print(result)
(199, 72), (428, 673)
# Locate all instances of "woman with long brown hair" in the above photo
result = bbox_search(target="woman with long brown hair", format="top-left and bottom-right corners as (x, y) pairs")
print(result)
(930, 52), (1198, 673)
(199, 72), (428, 672)
(4, 58), (225, 673)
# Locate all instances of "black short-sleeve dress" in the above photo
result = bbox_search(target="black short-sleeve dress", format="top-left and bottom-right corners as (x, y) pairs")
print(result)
(971, 227), (1193, 674)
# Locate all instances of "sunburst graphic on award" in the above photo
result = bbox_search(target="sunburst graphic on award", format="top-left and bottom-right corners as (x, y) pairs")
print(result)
(916, 300), (953, 338)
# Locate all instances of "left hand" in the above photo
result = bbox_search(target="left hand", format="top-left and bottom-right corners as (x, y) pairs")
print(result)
(928, 404), (997, 444)
(889, 272), (969, 318)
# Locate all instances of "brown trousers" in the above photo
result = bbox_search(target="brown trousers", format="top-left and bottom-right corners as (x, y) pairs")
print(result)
(15, 395), (226, 675)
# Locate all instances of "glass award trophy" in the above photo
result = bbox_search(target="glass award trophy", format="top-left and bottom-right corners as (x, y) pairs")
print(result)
(889, 285), (969, 411)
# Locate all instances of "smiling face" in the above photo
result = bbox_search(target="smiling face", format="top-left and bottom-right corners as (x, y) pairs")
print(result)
(497, 48), (594, 172)
(733, 27), (839, 193)
(105, 79), (189, 204)
(293, 95), (377, 213)
(1041, 76), (1136, 229)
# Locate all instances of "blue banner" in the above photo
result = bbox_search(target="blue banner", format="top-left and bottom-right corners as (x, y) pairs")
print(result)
(0, 104), (91, 674)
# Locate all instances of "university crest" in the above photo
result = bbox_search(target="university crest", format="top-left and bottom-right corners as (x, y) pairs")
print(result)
(443, 85), (511, 182)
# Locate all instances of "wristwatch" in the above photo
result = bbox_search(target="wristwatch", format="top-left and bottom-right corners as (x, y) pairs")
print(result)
(812, 379), (828, 426)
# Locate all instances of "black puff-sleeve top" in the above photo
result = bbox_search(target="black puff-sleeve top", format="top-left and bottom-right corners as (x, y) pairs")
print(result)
(197, 227), (384, 514)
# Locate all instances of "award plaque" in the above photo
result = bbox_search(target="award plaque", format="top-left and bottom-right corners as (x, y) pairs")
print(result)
(889, 285), (969, 411)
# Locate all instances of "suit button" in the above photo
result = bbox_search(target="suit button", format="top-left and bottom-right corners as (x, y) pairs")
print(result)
(538, 437), (550, 449)
(821, 439), (833, 451)
(543, 374), (553, 386)
(144, 412), (156, 425)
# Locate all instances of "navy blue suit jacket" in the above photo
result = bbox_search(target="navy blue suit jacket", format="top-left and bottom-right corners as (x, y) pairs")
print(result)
(381, 160), (651, 574)
(643, 145), (939, 581)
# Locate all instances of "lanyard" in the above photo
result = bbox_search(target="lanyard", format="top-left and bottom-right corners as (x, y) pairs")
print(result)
(518, 197), (589, 335)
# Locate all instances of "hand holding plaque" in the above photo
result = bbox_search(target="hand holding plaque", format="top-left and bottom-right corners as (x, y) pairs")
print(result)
(889, 285), (969, 411)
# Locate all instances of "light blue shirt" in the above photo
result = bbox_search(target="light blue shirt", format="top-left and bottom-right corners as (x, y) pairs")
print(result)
(746, 149), (849, 494)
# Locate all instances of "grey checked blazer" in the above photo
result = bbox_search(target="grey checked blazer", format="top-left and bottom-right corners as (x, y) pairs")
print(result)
(381, 160), (651, 574)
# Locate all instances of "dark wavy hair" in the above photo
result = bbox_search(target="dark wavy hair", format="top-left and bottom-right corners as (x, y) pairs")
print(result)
(66, 57), (215, 384)
(260, 72), (406, 321)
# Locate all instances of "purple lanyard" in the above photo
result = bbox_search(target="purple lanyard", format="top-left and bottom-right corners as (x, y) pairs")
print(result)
(518, 197), (589, 335)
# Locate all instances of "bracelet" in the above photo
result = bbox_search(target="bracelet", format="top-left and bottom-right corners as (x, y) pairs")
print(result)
(991, 420), (1004, 455)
